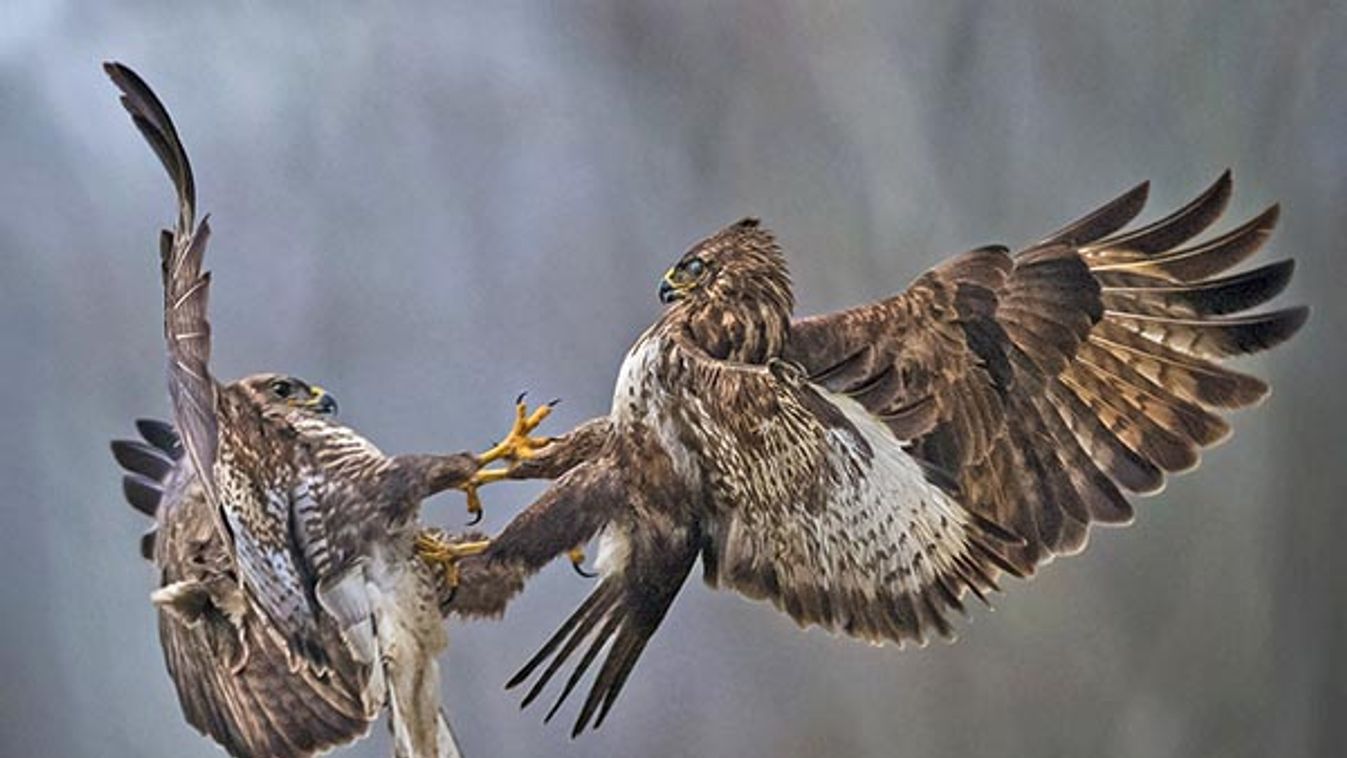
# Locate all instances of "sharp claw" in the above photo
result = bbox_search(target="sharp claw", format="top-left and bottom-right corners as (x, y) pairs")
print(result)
(465, 484), (484, 524)
(547, 397), (561, 407)
(567, 546), (596, 578)
(516, 391), (528, 405)
(417, 533), (491, 606)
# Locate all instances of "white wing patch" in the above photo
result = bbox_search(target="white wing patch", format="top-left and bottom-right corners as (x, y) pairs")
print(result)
(820, 389), (973, 595)
(710, 385), (985, 645)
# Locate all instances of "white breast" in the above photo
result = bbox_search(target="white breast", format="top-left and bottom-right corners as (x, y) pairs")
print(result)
(610, 334), (703, 487)
(611, 333), (662, 423)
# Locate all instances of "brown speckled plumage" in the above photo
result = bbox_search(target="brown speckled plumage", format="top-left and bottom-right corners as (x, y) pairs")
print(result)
(107, 62), (479, 758)
(470, 176), (1306, 737)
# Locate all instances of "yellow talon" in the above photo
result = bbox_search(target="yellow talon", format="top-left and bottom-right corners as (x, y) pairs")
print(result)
(479, 397), (555, 466)
(567, 546), (597, 578)
(459, 396), (557, 521)
(460, 467), (510, 523)
(416, 531), (490, 590)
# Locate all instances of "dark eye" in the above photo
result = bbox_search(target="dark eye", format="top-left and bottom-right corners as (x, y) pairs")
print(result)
(684, 258), (706, 276)
(270, 380), (293, 399)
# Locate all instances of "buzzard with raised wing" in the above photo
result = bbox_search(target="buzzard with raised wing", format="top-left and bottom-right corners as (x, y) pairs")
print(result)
(106, 62), (542, 758)
(459, 174), (1307, 736)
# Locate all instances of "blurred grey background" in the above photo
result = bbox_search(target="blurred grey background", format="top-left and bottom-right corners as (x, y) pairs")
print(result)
(1, 2), (1343, 757)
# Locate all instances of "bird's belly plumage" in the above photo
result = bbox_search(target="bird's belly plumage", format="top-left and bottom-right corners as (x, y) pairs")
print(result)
(353, 544), (453, 757)
(366, 543), (446, 651)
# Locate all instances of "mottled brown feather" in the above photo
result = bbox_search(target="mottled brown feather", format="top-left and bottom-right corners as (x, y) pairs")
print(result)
(112, 420), (372, 758)
(106, 62), (223, 515)
(786, 171), (1304, 580)
(485, 174), (1306, 738)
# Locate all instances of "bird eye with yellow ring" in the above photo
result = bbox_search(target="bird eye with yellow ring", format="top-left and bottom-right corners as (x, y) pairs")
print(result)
(684, 257), (706, 277)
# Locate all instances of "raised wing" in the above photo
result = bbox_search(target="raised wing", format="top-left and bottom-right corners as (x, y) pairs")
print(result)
(106, 62), (221, 508)
(784, 172), (1307, 574)
(111, 420), (374, 758)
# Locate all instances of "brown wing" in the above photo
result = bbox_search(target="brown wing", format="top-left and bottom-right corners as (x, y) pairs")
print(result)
(106, 62), (221, 509)
(505, 416), (613, 481)
(504, 511), (699, 738)
(112, 420), (374, 758)
(784, 171), (1307, 573)
(451, 457), (624, 619)
(455, 447), (684, 738)
(444, 415), (616, 619)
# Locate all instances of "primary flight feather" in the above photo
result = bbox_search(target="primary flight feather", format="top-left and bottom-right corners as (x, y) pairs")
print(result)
(105, 62), (541, 758)
(460, 173), (1307, 736)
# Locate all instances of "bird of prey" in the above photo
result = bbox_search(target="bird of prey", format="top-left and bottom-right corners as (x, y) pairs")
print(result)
(457, 174), (1307, 736)
(105, 62), (543, 758)
(114, 417), (421, 756)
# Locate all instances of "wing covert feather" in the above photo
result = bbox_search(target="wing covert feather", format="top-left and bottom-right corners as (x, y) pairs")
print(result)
(784, 173), (1306, 576)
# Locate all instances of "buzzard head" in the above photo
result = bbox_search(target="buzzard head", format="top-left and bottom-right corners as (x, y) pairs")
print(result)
(236, 374), (339, 417)
(658, 218), (794, 363)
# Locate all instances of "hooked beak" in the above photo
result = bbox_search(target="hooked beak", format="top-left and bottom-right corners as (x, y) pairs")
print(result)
(305, 386), (339, 415)
(658, 270), (682, 304)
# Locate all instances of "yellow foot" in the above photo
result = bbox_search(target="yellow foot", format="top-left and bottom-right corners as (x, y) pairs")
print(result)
(479, 394), (557, 466)
(416, 531), (490, 592)
(568, 546), (597, 578)
(459, 394), (558, 524)
(460, 466), (510, 525)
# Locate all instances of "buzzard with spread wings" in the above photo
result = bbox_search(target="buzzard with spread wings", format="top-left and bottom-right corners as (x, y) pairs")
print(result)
(105, 62), (540, 758)
(458, 173), (1307, 736)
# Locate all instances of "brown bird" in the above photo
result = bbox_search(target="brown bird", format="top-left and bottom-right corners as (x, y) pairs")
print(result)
(114, 417), (462, 756)
(106, 62), (542, 758)
(455, 174), (1307, 736)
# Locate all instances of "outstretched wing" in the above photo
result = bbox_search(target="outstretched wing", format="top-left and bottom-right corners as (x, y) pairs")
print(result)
(509, 517), (700, 738)
(452, 446), (679, 738)
(111, 420), (374, 758)
(106, 62), (221, 509)
(490, 175), (1307, 736)
(785, 171), (1307, 576)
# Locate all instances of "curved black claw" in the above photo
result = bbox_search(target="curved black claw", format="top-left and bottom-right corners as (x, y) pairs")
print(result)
(568, 546), (597, 578)
(442, 582), (459, 607)
(466, 509), (483, 527)
(516, 390), (529, 405)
